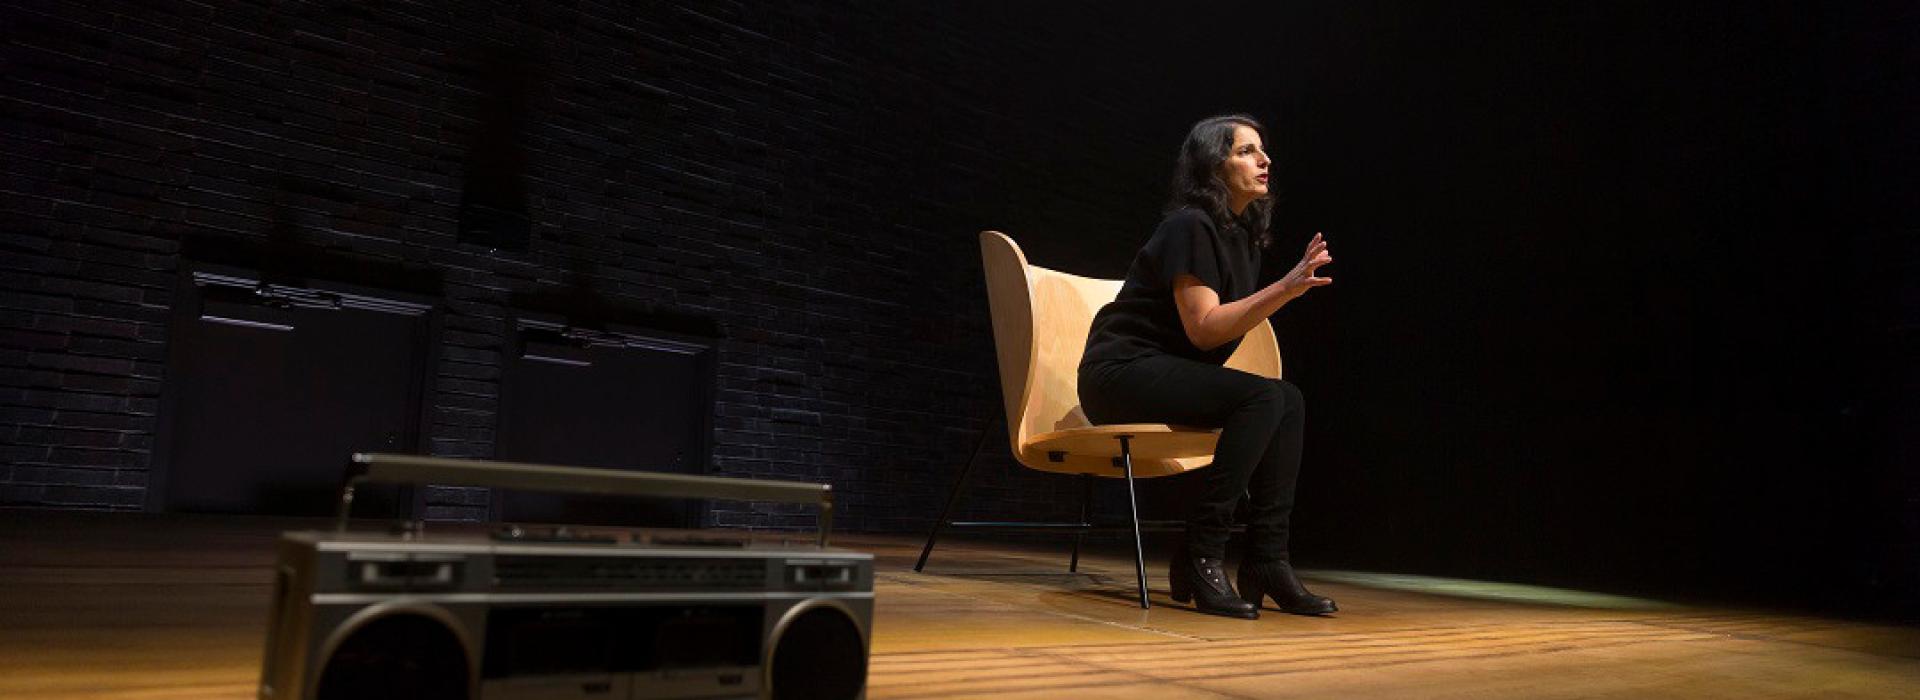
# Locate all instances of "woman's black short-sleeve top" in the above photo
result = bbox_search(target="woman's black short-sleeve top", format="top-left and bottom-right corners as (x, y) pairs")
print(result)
(1080, 208), (1261, 370)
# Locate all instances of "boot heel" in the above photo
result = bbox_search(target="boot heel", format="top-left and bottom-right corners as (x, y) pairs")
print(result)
(1235, 568), (1266, 608)
(1169, 565), (1192, 603)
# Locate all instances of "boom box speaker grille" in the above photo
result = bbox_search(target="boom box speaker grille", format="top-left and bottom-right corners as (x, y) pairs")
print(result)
(770, 603), (868, 700)
(316, 613), (469, 700)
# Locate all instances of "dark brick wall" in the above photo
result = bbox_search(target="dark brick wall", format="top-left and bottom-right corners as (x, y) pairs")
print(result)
(0, 1), (1234, 530)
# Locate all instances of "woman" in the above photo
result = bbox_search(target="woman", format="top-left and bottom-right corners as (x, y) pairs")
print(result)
(1078, 114), (1336, 619)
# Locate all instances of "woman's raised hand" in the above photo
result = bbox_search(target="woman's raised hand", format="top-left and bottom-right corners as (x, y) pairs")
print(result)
(1279, 232), (1333, 300)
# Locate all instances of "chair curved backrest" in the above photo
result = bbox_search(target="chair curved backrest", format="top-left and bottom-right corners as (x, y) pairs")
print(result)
(980, 230), (1282, 475)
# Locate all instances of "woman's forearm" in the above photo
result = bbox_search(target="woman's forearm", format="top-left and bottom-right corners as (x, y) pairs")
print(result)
(1176, 233), (1333, 351)
(1180, 278), (1299, 351)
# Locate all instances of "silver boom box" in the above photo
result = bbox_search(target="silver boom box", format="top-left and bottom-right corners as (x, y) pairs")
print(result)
(259, 454), (873, 700)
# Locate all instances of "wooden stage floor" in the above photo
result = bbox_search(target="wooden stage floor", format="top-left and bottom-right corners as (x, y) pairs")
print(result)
(2, 511), (1916, 699)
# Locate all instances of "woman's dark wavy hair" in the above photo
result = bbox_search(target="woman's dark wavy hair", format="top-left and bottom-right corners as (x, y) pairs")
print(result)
(1167, 114), (1273, 249)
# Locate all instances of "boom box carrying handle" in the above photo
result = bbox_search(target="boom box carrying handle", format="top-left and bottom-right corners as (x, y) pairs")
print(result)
(336, 453), (836, 547)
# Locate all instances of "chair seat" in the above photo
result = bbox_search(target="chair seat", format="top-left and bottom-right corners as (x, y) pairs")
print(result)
(1025, 424), (1223, 461)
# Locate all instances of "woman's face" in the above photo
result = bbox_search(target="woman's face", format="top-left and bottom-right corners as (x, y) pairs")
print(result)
(1218, 125), (1270, 211)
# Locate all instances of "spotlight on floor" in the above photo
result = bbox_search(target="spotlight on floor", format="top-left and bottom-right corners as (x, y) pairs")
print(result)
(1308, 570), (1679, 610)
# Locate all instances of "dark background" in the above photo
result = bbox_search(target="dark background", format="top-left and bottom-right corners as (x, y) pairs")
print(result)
(1, 2), (1913, 617)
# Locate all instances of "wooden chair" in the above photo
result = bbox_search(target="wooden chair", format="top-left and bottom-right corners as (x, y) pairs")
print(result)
(915, 230), (1282, 609)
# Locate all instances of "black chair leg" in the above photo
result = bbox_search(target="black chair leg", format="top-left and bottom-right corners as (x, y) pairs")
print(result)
(916, 418), (997, 572)
(1069, 473), (1091, 573)
(1119, 435), (1149, 610)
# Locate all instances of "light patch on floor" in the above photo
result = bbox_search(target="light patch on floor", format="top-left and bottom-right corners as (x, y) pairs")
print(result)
(1307, 570), (1682, 610)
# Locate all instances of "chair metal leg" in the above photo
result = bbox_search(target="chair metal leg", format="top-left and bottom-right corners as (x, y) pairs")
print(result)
(1119, 435), (1149, 609)
(915, 416), (998, 572)
(1069, 473), (1091, 572)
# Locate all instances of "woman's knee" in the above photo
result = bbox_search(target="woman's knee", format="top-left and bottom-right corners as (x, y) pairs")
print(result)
(1271, 379), (1303, 409)
(1234, 377), (1287, 421)
(1265, 379), (1305, 427)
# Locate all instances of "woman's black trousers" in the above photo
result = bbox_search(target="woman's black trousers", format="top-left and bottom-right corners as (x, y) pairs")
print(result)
(1079, 354), (1307, 562)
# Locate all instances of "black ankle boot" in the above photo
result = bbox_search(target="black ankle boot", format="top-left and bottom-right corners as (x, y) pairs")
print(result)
(1169, 555), (1259, 619)
(1237, 560), (1337, 616)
